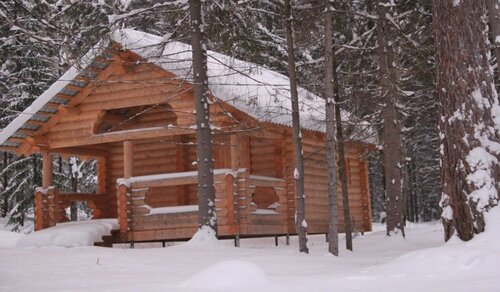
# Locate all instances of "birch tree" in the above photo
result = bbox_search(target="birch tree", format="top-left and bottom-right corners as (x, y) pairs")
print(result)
(284, 0), (308, 254)
(189, 0), (217, 233)
(433, 0), (500, 241)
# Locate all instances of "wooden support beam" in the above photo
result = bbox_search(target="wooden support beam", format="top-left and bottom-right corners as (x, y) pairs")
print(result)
(240, 136), (251, 170)
(26, 136), (49, 147)
(124, 140), (133, 179)
(7, 138), (25, 144)
(98, 157), (107, 195)
(230, 135), (240, 170)
(0, 146), (17, 152)
(50, 147), (107, 158)
(42, 152), (53, 188)
(49, 126), (196, 149)
(15, 142), (32, 156)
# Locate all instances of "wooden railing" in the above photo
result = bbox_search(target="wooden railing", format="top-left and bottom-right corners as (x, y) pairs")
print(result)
(116, 169), (243, 242)
(246, 175), (288, 235)
(34, 187), (108, 231)
(115, 169), (290, 241)
(248, 175), (287, 214)
(35, 187), (60, 231)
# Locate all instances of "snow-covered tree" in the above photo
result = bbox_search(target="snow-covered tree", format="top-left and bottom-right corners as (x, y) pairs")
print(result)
(433, 0), (500, 241)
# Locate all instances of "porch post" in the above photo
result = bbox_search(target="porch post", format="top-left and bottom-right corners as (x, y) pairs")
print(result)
(230, 135), (240, 170)
(124, 140), (133, 179)
(97, 157), (106, 194)
(42, 152), (53, 188)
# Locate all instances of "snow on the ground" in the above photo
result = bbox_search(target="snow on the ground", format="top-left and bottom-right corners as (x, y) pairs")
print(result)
(0, 216), (34, 234)
(15, 219), (118, 248)
(184, 225), (219, 248)
(0, 230), (24, 248)
(180, 260), (268, 291)
(1, 211), (499, 291)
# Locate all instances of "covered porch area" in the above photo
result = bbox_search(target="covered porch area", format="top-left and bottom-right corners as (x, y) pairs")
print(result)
(34, 131), (291, 244)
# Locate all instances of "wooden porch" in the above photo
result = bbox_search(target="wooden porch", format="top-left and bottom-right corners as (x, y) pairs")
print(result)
(34, 167), (289, 244)
(35, 135), (293, 242)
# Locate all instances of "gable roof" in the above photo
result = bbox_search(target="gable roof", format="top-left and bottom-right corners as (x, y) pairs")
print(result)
(0, 29), (350, 152)
(111, 29), (325, 131)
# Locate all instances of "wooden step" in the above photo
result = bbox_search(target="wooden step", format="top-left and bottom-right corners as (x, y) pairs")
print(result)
(94, 229), (123, 247)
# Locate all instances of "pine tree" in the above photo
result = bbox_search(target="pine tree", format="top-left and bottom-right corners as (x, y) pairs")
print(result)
(0, 0), (58, 229)
(376, 0), (405, 236)
(433, 0), (500, 241)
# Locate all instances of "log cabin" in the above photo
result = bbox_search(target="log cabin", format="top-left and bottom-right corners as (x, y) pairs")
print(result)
(0, 29), (373, 244)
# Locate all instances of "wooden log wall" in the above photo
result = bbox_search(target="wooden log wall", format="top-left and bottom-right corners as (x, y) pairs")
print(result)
(183, 135), (232, 205)
(249, 137), (279, 177)
(299, 134), (372, 234)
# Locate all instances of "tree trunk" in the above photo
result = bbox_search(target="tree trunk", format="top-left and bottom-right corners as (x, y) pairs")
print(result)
(376, 0), (405, 237)
(328, 0), (353, 251)
(189, 0), (217, 233)
(284, 0), (308, 254)
(432, 0), (500, 241)
(324, 0), (338, 256)
(334, 80), (353, 251)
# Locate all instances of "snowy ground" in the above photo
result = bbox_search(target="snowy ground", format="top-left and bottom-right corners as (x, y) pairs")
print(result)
(1, 210), (499, 292)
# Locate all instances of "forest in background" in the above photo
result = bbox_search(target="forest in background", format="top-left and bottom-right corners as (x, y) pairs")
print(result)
(0, 0), (489, 239)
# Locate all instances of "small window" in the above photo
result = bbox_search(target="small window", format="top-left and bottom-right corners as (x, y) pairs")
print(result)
(95, 104), (177, 133)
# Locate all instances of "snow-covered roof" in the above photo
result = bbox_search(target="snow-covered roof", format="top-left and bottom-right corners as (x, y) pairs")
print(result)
(0, 28), (356, 151)
(111, 29), (325, 131)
